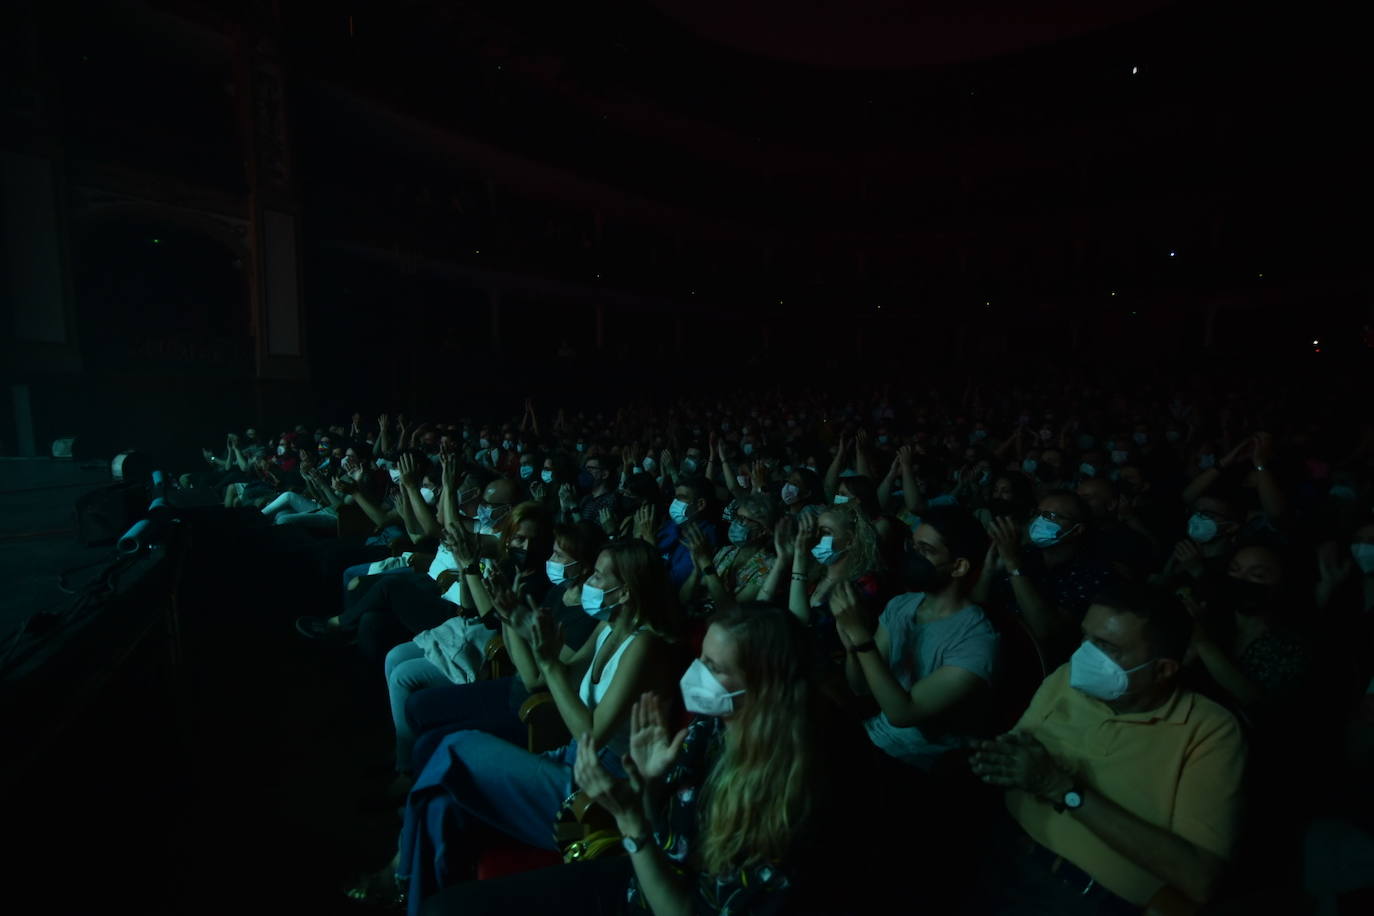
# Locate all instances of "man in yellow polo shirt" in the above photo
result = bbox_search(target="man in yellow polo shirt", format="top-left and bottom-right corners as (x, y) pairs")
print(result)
(971, 582), (1246, 912)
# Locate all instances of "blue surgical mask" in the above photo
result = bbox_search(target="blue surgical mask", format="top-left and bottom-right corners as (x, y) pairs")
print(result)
(1132, 432), (1148, 446)
(669, 499), (690, 524)
(540, 469), (554, 484)
(728, 520), (751, 545)
(1021, 459), (1038, 474)
(519, 465), (535, 480)
(546, 557), (576, 585)
(1079, 463), (1097, 478)
(742, 443), (754, 456)
(1352, 543), (1374, 575)
(576, 442), (586, 453)
(833, 494), (850, 505)
(877, 435), (890, 445)
(1329, 484), (1358, 502)
(1028, 515), (1071, 547)
(1187, 513), (1220, 544)
(811, 535), (843, 565)
(681, 457), (700, 475)
(1198, 454), (1216, 470)
(580, 582), (622, 620)
(1111, 450), (1129, 465)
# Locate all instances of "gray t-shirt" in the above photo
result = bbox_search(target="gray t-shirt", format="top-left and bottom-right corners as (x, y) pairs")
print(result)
(863, 593), (999, 770)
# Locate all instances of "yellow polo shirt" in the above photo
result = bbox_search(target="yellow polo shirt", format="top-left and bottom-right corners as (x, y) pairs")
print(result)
(1006, 664), (1247, 905)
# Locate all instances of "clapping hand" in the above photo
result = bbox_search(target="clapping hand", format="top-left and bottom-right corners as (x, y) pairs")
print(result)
(774, 514), (797, 558)
(970, 732), (1073, 802)
(633, 503), (656, 541)
(398, 452), (419, 488)
(680, 522), (713, 571)
(526, 610), (563, 668)
(558, 483), (577, 512)
(988, 516), (1023, 572)
(830, 579), (871, 647)
(627, 692), (688, 787)
(793, 512), (819, 558)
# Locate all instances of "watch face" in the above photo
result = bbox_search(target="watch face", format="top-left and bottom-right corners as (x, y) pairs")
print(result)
(1064, 790), (1083, 809)
(621, 836), (641, 854)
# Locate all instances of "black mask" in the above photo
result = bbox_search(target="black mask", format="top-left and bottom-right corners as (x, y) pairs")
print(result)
(902, 550), (952, 594)
(508, 548), (529, 570)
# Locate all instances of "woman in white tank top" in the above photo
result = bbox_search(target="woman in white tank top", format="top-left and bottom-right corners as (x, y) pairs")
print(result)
(392, 539), (680, 913)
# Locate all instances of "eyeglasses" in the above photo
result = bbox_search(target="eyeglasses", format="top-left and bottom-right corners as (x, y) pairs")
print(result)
(1035, 509), (1081, 526)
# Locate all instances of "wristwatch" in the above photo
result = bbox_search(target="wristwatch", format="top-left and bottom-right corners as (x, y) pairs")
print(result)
(1054, 785), (1084, 814)
(851, 639), (878, 654)
(621, 834), (653, 854)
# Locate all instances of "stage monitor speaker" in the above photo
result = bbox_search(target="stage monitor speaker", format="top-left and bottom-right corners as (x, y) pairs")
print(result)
(110, 451), (155, 483)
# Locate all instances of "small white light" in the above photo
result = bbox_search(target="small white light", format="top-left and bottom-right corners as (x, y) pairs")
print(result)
(474, 250), (480, 254)
(1312, 339), (1319, 345)
(1169, 251), (1176, 257)
(984, 301), (990, 306)
(1258, 273), (1264, 278)
(1131, 66), (1138, 75)
(1110, 290), (1116, 296)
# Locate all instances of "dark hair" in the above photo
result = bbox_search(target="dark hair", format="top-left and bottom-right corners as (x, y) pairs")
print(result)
(552, 521), (608, 580)
(836, 475), (882, 519)
(1040, 489), (1092, 527)
(1091, 582), (1192, 663)
(790, 466), (825, 506)
(675, 475), (715, 510)
(919, 506), (990, 572)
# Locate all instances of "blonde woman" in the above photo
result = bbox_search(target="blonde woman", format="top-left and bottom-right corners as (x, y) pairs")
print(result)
(420, 604), (844, 916)
(754, 500), (886, 631)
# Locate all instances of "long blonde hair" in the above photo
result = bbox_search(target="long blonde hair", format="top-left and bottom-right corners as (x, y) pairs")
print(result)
(697, 605), (820, 875)
(825, 501), (883, 577)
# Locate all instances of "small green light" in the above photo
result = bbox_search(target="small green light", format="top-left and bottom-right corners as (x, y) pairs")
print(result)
(152, 238), (160, 244)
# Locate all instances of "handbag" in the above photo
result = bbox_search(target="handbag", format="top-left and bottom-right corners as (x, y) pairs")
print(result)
(553, 790), (624, 863)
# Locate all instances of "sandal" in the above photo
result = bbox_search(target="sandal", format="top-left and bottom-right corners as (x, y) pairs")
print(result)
(343, 866), (406, 910)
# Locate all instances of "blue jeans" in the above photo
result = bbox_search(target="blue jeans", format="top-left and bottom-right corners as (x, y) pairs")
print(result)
(406, 677), (530, 775)
(384, 642), (453, 773)
(399, 731), (625, 916)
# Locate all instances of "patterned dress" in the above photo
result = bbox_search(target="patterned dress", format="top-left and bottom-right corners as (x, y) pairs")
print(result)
(626, 716), (793, 915)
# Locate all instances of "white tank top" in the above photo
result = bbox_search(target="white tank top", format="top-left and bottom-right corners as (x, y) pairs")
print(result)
(578, 625), (642, 711)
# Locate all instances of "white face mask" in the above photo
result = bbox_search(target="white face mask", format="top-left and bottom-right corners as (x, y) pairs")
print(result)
(668, 499), (690, 525)
(679, 658), (745, 717)
(1351, 543), (1374, 575)
(643, 457), (657, 473)
(541, 469), (555, 484)
(1187, 513), (1220, 544)
(277, 445), (287, 456)
(580, 582), (622, 620)
(1069, 640), (1156, 702)
(811, 535), (843, 565)
(420, 487), (436, 506)
(780, 483), (800, 505)
(546, 557), (577, 585)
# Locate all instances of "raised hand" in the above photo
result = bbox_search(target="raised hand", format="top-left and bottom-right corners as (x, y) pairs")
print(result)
(774, 514), (797, 558)
(627, 693), (688, 786)
(527, 610), (563, 668)
(988, 516), (1023, 571)
(633, 503), (656, 542)
(574, 731), (639, 823)
(558, 483), (577, 512)
(598, 506), (618, 536)
(794, 512), (819, 557)
(398, 452), (419, 488)
(378, 413), (389, 431)
(680, 522), (713, 571)
(830, 580), (871, 645)
(440, 453), (458, 489)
